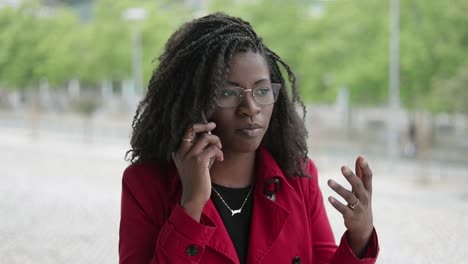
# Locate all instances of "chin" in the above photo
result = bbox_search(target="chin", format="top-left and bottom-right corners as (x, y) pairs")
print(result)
(227, 139), (262, 153)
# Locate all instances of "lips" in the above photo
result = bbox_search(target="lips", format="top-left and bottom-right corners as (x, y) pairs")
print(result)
(239, 123), (262, 130)
(236, 123), (263, 137)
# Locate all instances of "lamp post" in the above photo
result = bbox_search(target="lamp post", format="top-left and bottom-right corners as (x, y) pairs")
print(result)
(122, 8), (147, 99)
(388, 0), (400, 159)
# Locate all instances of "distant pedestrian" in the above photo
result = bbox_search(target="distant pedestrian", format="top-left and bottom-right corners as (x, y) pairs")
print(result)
(404, 117), (417, 158)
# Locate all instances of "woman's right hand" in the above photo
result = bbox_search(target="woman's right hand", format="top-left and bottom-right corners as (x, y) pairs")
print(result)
(171, 122), (223, 221)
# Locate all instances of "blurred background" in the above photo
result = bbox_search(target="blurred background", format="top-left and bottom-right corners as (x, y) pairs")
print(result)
(0, 0), (467, 263)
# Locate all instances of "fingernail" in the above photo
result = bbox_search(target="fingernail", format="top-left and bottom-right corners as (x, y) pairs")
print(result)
(341, 166), (349, 173)
(328, 196), (335, 203)
(328, 179), (336, 187)
(361, 156), (368, 167)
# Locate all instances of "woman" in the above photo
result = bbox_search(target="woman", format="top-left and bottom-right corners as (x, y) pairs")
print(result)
(119, 12), (379, 264)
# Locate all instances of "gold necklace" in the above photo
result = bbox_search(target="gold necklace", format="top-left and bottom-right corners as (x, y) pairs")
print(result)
(211, 184), (255, 216)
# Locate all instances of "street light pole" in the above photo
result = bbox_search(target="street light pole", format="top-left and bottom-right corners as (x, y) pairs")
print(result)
(131, 25), (143, 98)
(388, 0), (400, 159)
(123, 8), (147, 99)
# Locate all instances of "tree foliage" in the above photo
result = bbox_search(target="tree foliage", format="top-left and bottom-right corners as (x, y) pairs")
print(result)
(0, 0), (466, 113)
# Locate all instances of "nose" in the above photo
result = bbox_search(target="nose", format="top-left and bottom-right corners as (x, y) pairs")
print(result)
(237, 90), (261, 117)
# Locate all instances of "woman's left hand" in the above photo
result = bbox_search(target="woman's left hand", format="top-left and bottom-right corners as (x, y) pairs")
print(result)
(327, 155), (374, 257)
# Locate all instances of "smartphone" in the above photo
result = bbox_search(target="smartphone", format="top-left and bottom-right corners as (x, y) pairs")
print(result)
(201, 111), (215, 169)
(201, 111), (211, 135)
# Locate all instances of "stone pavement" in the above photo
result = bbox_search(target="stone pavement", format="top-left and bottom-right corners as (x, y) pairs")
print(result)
(1, 128), (467, 264)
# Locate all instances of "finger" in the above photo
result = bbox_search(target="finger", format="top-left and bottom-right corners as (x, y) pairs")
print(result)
(359, 156), (373, 193)
(341, 166), (366, 199)
(171, 152), (177, 165)
(179, 122), (217, 155)
(328, 196), (352, 217)
(198, 145), (224, 166)
(192, 122), (216, 134)
(328, 179), (358, 204)
(355, 156), (363, 179)
(187, 133), (222, 156)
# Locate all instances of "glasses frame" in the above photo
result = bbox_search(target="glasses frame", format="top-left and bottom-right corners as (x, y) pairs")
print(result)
(214, 83), (282, 108)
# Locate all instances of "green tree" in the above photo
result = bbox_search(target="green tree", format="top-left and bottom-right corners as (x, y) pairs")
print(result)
(35, 8), (81, 86)
(0, 1), (49, 89)
(1, 0), (467, 114)
(298, 0), (389, 104)
(209, 0), (468, 112)
(399, 0), (468, 110)
(430, 63), (468, 115)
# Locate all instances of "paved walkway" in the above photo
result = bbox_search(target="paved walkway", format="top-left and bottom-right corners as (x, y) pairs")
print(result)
(1, 129), (467, 263)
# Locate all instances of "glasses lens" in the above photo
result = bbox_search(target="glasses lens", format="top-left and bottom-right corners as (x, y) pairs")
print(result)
(215, 86), (243, 107)
(215, 83), (281, 107)
(253, 84), (281, 105)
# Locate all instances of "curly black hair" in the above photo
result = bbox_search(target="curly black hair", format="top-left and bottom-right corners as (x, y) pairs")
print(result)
(126, 12), (310, 177)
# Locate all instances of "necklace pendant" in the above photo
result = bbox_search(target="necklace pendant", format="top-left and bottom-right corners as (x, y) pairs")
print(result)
(231, 209), (242, 216)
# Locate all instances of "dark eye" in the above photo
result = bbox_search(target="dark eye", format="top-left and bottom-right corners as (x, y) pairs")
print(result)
(218, 89), (239, 98)
(254, 87), (272, 96)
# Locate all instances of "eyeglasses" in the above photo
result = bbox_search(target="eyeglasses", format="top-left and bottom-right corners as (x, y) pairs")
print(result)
(214, 83), (281, 108)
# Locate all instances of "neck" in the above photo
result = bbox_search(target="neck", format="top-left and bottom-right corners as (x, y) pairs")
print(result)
(210, 150), (256, 188)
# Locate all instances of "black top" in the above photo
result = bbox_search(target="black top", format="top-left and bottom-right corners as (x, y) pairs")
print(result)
(211, 183), (254, 264)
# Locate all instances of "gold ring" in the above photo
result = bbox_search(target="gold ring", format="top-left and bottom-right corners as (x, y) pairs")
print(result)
(182, 138), (192, 142)
(348, 198), (359, 210)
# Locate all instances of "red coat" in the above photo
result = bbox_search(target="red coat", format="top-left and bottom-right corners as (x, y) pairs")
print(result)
(119, 147), (379, 264)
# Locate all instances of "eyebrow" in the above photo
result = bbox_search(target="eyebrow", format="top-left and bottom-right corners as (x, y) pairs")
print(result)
(226, 78), (270, 87)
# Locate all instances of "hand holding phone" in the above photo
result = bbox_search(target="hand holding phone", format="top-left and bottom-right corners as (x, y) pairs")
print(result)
(171, 111), (223, 222)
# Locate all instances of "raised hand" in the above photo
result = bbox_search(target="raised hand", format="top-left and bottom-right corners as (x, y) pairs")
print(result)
(171, 122), (223, 221)
(327, 156), (374, 257)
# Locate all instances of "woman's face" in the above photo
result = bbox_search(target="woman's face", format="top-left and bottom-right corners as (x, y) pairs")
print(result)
(210, 51), (274, 154)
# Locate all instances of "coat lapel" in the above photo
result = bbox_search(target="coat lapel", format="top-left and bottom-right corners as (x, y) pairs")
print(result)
(168, 146), (294, 264)
(203, 199), (240, 264)
(169, 163), (239, 264)
(246, 187), (289, 264)
(246, 147), (293, 264)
